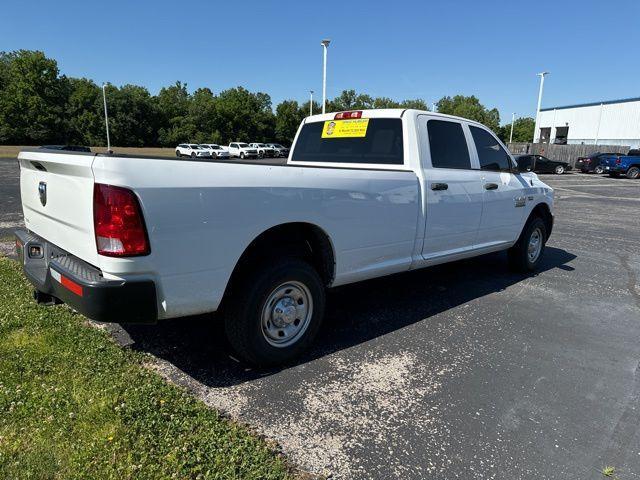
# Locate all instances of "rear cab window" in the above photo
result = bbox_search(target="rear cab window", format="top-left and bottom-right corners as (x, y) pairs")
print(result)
(290, 117), (404, 167)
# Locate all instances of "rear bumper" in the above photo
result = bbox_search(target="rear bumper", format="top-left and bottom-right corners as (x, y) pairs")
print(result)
(14, 229), (157, 323)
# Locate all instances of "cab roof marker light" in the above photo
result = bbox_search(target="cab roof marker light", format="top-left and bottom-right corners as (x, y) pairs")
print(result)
(334, 111), (363, 120)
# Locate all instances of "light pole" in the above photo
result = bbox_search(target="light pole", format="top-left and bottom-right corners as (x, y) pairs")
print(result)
(321, 39), (330, 114)
(102, 83), (111, 153)
(509, 112), (516, 143)
(309, 90), (314, 116)
(533, 71), (548, 143)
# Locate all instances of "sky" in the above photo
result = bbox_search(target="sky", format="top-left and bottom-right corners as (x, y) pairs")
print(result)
(3, 0), (639, 125)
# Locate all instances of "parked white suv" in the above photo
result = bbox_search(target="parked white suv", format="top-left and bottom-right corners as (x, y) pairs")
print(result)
(176, 144), (210, 158)
(249, 143), (276, 158)
(15, 109), (554, 366)
(199, 144), (230, 159)
(227, 143), (258, 159)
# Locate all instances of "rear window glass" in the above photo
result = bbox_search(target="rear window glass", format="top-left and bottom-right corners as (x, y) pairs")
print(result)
(291, 118), (404, 165)
(427, 120), (471, 169)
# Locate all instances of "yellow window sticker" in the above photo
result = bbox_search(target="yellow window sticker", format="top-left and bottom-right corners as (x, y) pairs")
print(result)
(322, 118), (370, 138)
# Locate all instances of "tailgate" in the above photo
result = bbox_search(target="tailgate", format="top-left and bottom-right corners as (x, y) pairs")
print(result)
(18, 150), (98, 266)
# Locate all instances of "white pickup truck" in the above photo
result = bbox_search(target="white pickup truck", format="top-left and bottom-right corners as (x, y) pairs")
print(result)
(15, 109), (554, 366)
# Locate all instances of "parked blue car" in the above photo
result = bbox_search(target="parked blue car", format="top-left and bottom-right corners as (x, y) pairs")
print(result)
(602, 149), (640, 179)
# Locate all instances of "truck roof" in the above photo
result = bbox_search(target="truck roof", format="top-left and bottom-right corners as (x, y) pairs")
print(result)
(304, 108), (487, 127)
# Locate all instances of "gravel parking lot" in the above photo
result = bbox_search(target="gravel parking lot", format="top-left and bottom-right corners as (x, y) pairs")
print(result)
(1, 157), (639, 479)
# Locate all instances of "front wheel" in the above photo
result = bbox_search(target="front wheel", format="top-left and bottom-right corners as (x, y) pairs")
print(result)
(224, 258), (325, 367)
(594, 166), (604, 174)
(191, 152), (196, 158)
(554, 165), (565, 175)
(176, 151), (181, 157)
(240, 152), (245, 159)
(626, 166), (640, 179)
(508, 217), (547, 272)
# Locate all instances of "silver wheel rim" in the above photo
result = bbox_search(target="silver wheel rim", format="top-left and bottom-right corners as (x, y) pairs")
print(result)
(261, 281), (313, 348)
(556, 166), (564, 174)
(527, 227), (543, 263)
(595, 167), (603, 174)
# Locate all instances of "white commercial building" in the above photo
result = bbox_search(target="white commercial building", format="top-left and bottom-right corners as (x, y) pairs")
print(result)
(534, 97), (640, 148)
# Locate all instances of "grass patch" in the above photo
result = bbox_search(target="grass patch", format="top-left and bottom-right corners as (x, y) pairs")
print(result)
(0, 257), (291, 479)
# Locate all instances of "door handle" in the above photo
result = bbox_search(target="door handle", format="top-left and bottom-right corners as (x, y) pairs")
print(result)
(431, 182), (448, 191)
(484, 183), (499, 190)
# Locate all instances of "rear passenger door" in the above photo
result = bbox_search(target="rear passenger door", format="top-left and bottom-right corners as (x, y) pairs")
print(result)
(469, 126), (526, 246)
(418, 116), (484, 259)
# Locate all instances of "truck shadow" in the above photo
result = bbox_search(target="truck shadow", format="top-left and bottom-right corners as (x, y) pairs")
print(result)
(118, 246), (576, 388)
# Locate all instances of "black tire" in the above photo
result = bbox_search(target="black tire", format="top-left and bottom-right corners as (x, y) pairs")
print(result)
(259, 152), (264, 159)
(211, 152), (217, 160)
(594, 166), (604, 174)
(508, 216), (547, 272)
(554, 165), (565, 175)
(224, 258), (325, 367)
(175, 151), (181, 157)
(240, 152), (245, 159)
(191, 152), (196, 158)
(626, 166), (640, 179)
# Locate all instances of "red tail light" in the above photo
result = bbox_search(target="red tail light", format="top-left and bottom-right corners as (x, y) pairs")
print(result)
(93, 183), (150, 257)
(334, 111), (363, 119)
(616, 157), (622, 164)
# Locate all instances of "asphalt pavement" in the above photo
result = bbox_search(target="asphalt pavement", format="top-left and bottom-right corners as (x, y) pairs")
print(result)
(1, 157), (639, 479)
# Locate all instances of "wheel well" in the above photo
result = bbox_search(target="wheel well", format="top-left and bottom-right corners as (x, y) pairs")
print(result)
(224, 223), (335, 298)
(529, 203), (553, 239)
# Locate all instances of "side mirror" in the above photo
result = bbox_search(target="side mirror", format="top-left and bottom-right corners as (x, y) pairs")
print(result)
(515, 162), (532, 173)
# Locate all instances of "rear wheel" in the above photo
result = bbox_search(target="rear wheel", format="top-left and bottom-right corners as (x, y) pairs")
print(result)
(211, 152), (217, 160)
(626, 166), (640, 179)
(191, 152), (196, 158)
(508, 217), (547, 272)
(224, 258), (325, 367)
(176, 151), (181, 157)
(554, 165), (565, 175)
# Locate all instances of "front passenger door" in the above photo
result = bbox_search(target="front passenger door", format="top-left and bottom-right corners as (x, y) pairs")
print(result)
(469, 126), (527, 246)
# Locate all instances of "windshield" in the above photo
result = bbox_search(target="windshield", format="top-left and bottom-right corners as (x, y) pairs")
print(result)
(238, 143), (249, 148)
(211, 145), (221, 150)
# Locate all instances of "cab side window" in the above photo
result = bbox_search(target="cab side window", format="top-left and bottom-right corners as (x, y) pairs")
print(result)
(470, 126), (512, 172)
(427, 120), (471, 169)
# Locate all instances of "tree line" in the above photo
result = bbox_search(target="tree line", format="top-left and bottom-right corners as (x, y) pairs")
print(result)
(0, 50), (534, 147)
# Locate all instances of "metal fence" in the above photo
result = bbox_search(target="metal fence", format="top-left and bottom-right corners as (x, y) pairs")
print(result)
(506, 143), (629, 167)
